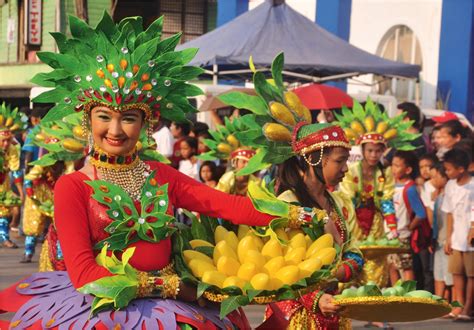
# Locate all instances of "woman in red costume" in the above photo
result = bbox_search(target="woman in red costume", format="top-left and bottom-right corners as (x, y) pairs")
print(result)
(0, 14), (306, 330)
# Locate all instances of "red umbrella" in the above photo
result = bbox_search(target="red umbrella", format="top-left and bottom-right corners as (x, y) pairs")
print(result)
(292, 84), (353, 110)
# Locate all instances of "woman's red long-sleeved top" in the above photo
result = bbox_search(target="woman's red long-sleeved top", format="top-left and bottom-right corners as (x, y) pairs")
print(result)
(54, 161), (273, 289)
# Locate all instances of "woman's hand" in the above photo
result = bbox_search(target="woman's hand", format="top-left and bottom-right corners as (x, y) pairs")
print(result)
(318, 294), (341, 316)
(177, 281), (198, 302)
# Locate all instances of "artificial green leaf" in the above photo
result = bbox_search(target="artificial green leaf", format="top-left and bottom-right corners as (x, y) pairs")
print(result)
(197, 282), (212, 299)
(218, 92), (268, 116)
(246, 289), (262, 301)
(220, 295), (249, 319)
(236, 149), (270, 176)
(271, 52), (284, 91)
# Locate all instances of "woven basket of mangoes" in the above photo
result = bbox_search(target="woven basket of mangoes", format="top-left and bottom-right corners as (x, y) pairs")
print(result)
(172, 212), (340, 317)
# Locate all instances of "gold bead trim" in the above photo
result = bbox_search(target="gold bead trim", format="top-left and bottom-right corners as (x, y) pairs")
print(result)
(160, 274), (180, 299)
(84, 100), (152, 121)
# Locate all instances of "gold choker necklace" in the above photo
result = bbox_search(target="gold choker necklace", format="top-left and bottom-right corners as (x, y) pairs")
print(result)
(90, 146), (150, 200)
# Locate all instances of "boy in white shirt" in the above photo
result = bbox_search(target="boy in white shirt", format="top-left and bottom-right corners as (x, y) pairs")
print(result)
(442, 148), (474, 321)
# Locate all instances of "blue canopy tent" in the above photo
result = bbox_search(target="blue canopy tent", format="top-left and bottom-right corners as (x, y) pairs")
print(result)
(177, 0), (420, 83)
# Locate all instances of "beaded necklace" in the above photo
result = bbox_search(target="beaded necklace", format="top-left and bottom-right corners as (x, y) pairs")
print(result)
(328, 195), (348, 242)
(90, 145), (150, 200)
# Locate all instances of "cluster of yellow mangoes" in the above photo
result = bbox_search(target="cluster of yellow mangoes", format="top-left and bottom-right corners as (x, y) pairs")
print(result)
(183, 225), (336, 292)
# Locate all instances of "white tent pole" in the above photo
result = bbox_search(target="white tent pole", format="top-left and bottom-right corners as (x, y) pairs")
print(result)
(213, 64), (218, 85)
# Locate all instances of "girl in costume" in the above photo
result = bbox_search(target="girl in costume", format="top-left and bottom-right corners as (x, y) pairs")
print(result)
(219, 53), (364, 329)
(21, 113), (85, 264)
(0, 102), (28, 248)
(335, 100), (419, 287)
(0, 14), (313, 330)
(198, 118), (261, 196)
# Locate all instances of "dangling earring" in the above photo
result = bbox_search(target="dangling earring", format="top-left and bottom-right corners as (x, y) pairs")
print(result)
(147, 122), (153, 145)
(302, 146), (324, 167)
(88, 133), (94, 153)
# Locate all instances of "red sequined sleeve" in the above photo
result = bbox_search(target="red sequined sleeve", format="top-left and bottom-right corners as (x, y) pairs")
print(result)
(54, 173), (112, 289)
(153, 162), (274, 226)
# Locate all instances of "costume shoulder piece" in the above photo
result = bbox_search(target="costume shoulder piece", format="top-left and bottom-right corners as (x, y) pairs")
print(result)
(334, 99), (420, 150)
(31, 12), (203, 123)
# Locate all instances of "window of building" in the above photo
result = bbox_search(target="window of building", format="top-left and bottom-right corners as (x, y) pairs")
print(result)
(113, 0), (215, 43)
(375, 25), (422, 102)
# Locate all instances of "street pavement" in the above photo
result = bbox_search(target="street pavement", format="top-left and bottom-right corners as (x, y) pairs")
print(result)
(0, 234), (472, 329)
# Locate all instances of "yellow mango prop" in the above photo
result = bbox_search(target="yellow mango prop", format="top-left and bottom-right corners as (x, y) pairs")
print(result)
(183, 250), (213, 265)
(284, 247), (306, 265)
(225, 231), (239, 251)
(214, 225), (229, 244)
(263, 256), (285, 274)
(305, 234), (334, 259)
(298, 258), (323, 278)
(202, 271), (226, 288)
(243, 250), (266, 268)
(313, 247), (337, 265)
(215, 240), (238, 261)
(190, 239), (214, 249)
(287, 229), (304, 239)
(250, 273), (271, 290)
(237, 236), (258, 263)
(289, 233), (307, 250)
(217, 256), (241, 276)
(222, 276), (246, 289)
(237, 225), (250, 240)
(261, 239), (283, 259)
(237, 262), (258, 281)
(188, 259), (217, 278)
(275, 265), (300, 285)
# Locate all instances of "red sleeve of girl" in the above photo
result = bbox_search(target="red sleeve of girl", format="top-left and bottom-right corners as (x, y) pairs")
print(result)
(153, 162), (274, 226)
(54, 173), (112, 289)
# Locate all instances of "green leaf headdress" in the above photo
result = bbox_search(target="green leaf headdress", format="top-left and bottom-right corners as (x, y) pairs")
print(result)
(31, 12), (203, 124)
(27, 113), (87, 167)
(217, 53), (351, 176)
(197, 115), (259, 163)
(0, 102), (28, 138)
(333, 98), (420, 150)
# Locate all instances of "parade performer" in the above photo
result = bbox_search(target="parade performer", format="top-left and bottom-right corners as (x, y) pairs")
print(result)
(0, 102), (28, 248)
(335, 100), (419, 287)
(220, 53), (363, 329)
(21, 113), (86, 266)
(198, 119), (261, 195)
(0, 14), (310, 330)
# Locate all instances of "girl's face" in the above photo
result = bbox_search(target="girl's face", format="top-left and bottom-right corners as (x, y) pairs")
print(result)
(362, 142), (385, 166)
(198, 136), (209, 154)
(90, 107), (143, 156)
(200, 165), (213, 182)
(307, 147), (349, 187)
(180, 140), (195, 160)
(431, 129), (442, 150)
(419, 159), (433, 180)
(234, 158), (249, 171)
(438, 127), (461, 149)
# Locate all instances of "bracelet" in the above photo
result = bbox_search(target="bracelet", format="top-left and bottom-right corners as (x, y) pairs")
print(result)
(136, 271), (154, 298)
(311, 290), (326, 314)
(159, 274), (180, 299)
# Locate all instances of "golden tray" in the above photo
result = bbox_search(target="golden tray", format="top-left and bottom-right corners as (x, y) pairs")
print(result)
(334, 296), (451, 322)
(203, 281), (336, 304)
(359, 246), (410, 259)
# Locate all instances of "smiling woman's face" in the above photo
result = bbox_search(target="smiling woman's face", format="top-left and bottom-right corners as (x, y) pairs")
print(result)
(90, 106), (144, 156)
